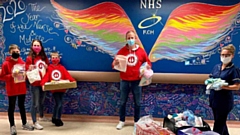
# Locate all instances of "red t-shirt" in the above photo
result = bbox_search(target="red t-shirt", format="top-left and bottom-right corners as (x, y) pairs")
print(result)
(26, 55), (49, 86)
(41, 64), (75, 93)
(0, 56), (27, 96)
(112, 45), (152, 81)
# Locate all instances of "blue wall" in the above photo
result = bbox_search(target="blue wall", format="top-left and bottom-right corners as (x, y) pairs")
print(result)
(1, 81), (240, 121)
(1, 0), (240, 73)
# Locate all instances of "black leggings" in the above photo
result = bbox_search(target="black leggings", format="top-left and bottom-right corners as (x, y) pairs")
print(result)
(8, 94), (27, 127)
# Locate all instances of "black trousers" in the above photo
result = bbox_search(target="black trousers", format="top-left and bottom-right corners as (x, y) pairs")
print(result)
(8, 94), (27, 127)
(212, 107), (232, 135)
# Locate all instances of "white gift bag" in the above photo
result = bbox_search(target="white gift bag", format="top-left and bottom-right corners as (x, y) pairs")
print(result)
(113, 55), (127, 72)
(26, 68), (41, 84)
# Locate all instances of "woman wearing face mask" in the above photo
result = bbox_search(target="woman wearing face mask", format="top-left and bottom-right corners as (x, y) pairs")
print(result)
(209, 44), (240, 135)
(0, 44), (34, 135)
(26, 39), (50, 130)
(112, 30), (152, 130)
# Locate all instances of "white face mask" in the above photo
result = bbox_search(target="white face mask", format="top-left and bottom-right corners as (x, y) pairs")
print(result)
(220, 56), (231, 64)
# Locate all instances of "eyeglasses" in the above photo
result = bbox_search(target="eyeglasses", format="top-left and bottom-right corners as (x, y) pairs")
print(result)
(220, 54), (231, 57)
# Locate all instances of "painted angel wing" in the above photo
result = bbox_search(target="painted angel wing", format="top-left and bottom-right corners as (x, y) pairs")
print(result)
(50, 0), (144, 57)
(149, 2), (240, 62)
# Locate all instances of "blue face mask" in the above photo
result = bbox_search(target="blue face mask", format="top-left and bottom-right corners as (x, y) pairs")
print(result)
(127, 39), (135, 46)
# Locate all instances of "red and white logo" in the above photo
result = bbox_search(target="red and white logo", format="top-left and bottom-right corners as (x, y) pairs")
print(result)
(51, 70), (61, 81)
(35, 60), (46, 70)
(127, 54), (138, 66)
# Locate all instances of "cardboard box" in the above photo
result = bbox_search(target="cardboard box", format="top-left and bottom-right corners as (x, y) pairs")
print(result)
(44, 81), (77, 91)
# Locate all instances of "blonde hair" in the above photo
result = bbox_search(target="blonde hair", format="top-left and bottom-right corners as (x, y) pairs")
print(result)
(125, 30), (136, 39)
(221, 44), (235, 55)
(8, 44), (19, 52)
(50, 51), (60, 57)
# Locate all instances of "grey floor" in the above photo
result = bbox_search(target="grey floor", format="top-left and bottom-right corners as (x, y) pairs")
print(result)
(0, 115), (240, 135)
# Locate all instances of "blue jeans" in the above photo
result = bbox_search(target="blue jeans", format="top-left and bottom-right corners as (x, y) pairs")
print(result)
(30, 86), (46, 123)
(119, 80), (142, 122)
(52, 92), (64, 119)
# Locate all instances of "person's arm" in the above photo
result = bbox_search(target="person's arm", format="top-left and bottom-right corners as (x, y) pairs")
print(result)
(143, 49), (152, 69)
(222, 83), (240, 90)
(40, 70), (50, 90)
(40, 70), (50, 86)
(25, 56), (34, 71)
(0, 63), (13, 81)
(62, 66), (75, 82)
(222, 68), (240, 90)
(111, 49), (122, 68)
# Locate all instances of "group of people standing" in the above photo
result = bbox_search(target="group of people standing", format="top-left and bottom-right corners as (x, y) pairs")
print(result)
(0, 39), (75, 135)
(0, 31), (239, 135)
(112, 31), (240, 135)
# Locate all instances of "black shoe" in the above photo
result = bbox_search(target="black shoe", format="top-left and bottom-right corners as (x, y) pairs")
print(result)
(59, 119), (64, 126)
(52, 118), (56, 124)
(55, 119), (63, 127)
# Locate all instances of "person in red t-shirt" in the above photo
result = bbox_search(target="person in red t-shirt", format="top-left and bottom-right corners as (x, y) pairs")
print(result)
(112, 30), (152, 130)
(26, 39), (50, 130)
(41, 52), (75, 127)
(0, 44), (34, 135)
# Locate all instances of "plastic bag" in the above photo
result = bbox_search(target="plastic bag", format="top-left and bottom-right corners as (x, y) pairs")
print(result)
(139, 62), (153, 86)
(12, 64), (26, 83)
(135, 115), (175, 135)
(113, 55), (127, 72)
(26, 68), (41, 84)
(183, 110), (195, 126)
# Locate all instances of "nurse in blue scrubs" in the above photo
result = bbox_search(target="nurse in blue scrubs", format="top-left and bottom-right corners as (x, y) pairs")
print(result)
(209, 44), (240, 135)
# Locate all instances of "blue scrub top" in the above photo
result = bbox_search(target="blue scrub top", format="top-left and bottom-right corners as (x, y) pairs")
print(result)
(209, 62), (240, 109)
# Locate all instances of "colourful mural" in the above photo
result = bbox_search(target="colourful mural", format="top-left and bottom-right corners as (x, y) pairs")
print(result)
(149, 3), (240, 62)
(50, 0), (143, 56)
(0, 0), (239, 72)
(51, 0), (240, 65)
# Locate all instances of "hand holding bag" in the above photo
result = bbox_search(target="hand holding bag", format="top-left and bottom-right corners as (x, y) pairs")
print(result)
(26, 57), (41, 84)
(26, 67), (41, 84)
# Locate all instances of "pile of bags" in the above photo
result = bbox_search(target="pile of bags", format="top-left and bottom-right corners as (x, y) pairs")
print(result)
(163, 110), (212, 134)
(134, 115), (175, 135)
(167, 110), (203, 127)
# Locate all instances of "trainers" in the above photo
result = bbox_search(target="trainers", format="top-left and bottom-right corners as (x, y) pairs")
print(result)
(39, 116), (50, 122)
(33, 122), (43, 130)
(116, 121), (125, 130)
(22, 123), (34, 131)
(10, 126), (17, 135)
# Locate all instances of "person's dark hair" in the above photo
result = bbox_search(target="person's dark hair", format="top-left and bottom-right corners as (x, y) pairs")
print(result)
(28, 39), (47, 60)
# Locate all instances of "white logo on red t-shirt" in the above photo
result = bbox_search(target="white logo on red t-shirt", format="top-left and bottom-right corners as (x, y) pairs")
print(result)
(51, 70), (61, 81)
(35, 60), (45, 70)
(127, 53), (138, 66)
